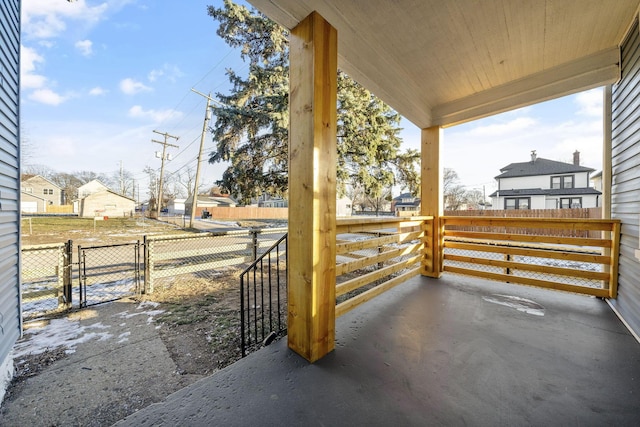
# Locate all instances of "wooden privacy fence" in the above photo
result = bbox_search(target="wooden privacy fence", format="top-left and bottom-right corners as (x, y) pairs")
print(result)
(334, 216), (432, 317)
(441, 216), (621, 298)
(444, 208), (603, 237)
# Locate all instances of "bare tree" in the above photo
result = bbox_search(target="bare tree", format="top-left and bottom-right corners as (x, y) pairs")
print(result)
(23, 164), (56, 179)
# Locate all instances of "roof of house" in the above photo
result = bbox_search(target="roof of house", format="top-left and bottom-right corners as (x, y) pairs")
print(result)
(495, 158), (595, 179)
(393, 192), (418, 201)
(393, 193), (421, 208)
(194, 195), (237, 206)
(488, 187), (602, 198)
(21, 174), (62, 189)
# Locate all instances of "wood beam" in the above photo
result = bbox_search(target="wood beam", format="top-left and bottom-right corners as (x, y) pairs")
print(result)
(288, 11), (337, 362)
(432, 47), (620, 127)
(602, 85), (612, 220)
(421, 126), (443, 277)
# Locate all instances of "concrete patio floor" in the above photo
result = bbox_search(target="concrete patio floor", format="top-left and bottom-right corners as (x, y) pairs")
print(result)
(115, 274), (640, 426)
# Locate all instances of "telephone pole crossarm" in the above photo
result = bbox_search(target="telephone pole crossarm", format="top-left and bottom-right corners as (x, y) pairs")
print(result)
(152, 131), (180, 219)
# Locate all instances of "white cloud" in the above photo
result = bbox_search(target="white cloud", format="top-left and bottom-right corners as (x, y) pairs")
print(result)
(120, 78), (152, 95)
(148, 64), (184, 83)
(575, 88), (603, 117)
(75, 39), (93, 56)
(20, 45), (46, 87)
(89, 86), (107, 96)
(128, 105), (183, 123)
(21, 0), (110, 40)
(29, 88), (67, 106)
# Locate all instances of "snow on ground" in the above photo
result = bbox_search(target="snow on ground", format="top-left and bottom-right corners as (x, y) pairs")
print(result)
(12, 301), (165, 361)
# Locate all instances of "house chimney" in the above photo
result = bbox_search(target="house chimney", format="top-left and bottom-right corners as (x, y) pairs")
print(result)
(573, 150), (580, 166)
(530, 150), (537, 162)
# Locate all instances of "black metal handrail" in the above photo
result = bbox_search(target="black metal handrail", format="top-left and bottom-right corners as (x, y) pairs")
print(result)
(239, 233), (288, 357)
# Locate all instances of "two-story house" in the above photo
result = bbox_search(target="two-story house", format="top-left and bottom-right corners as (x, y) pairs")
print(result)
(489, 151), (601, 210)
(20, 175), (63, 213)
(392, 193), (421, 216)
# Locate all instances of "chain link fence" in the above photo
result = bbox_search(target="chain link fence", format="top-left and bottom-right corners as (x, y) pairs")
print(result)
(144, 228), (287, 294)
(20, 228), (287, 320)
(443, 244), (604, 288)
(78, 242), (142, 307)
(21, 242), (71, 319)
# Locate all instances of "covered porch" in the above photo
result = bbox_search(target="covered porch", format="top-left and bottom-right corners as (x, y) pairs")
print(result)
(117, 273), (640, 425)
(118, 1), (640, 423)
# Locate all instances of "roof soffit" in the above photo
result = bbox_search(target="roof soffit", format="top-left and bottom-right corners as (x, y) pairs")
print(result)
(248, 0), (640, 128)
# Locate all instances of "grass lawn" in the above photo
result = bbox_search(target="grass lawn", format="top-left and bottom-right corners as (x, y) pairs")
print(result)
(21, 216), (190, 247)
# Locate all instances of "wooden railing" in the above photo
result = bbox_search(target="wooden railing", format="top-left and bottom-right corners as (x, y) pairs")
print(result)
(441, 216), (621, 298)
(334, 216), (433, 317)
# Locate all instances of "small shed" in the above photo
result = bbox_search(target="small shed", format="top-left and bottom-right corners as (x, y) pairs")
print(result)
(79, 190), (136, 218)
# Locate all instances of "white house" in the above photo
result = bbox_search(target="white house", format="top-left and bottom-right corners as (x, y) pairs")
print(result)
(78, 190), (136, 218)
(167, 198), (186, 215)
(77, 179), (110, 198)
(489, 151), (601, 210)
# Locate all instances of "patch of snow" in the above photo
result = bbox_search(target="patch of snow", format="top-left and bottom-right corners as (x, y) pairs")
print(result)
(117, 331), (131, 343)
(116, 309), (165, 324)
(12, 318), (113, 359)
(207, 220), (240, 228)
(137, 301), (160, 309)
(0, 352), (14, 405)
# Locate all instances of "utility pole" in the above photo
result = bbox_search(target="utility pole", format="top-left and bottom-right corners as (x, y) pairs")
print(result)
(152, 130), (179, 219)
(189, 88), (213, 228)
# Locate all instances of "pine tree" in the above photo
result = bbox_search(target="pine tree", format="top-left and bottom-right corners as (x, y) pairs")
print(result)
(208, 0), (419, 205)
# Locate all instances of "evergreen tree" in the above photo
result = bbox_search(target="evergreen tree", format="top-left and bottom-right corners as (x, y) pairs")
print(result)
(207, 0), (419, 204)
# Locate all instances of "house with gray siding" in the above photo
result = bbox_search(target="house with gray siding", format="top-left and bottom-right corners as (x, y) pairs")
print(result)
(20, 175), (63, 213)
(0, 0), (21, 403)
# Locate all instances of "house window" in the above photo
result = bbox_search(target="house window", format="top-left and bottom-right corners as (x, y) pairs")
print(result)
(505, 197), (530, 210)
(551, 175), (574, 189)
(560, 197), (582, 208)
(43, 188), (53, 195)
(24, 187), (33, 193)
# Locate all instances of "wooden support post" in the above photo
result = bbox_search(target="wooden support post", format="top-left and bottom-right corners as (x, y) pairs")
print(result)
(421, 126), (443, 277)
(288, 12), (337, 362)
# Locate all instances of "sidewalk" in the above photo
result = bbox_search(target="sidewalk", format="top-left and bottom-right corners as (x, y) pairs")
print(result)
(0, 299), (198, 427)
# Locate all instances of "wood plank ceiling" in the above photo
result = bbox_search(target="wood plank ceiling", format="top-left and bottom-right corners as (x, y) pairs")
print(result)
(247, 0), (640, 128)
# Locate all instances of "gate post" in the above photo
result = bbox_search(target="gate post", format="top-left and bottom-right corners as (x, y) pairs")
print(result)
(63, 239), (73, 308)
(144, 235), (153, 294)
(251, 229), (259, 261)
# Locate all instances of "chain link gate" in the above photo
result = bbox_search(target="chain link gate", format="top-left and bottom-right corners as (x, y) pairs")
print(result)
(78, 241), (142, 307)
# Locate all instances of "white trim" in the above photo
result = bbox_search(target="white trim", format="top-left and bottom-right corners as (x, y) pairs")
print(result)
(606, 299), (640, 345)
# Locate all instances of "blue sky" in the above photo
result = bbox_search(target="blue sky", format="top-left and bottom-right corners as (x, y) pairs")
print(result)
(21, 0), (604, 198)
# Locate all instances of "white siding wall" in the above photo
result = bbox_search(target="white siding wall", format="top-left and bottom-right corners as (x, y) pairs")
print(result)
(500, 172), (592, 191)
(609, 17), (640, 338)
(0, 0), (21, 403)
(498, 175), (546, 190)
(80, 191), (135, 217)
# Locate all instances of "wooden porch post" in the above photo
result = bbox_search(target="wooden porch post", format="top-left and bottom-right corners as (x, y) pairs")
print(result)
(602, 84), (612, 220)
(421, 126), (443, 278)
(288, 12), (337, 362)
